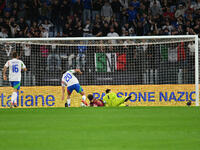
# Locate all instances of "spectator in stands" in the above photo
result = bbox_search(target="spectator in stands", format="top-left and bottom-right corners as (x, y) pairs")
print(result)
(11, 9), (18, 20)
(111, 0), (122, 22)
(0, 44), (12, 86)
(162, 20), (174, 34)
(121, 7), (128, 25)
(17, 17), (28, 36)
(175, 3), (189, 18)
(62, 22), (73, 37)
(163, 6), (175, 21)
(131, 0), (140, 9)
(9, 17), (20, 37)
(12, 2), (19, 13)
(150, 0), (163, 17)
(72, 0), (83, 19)
(177, 24), (184, 35)
(22, 44), (31, 70)
(56, 32), (62, 37)
(138, 2), (148, 16)
(17, 3), (26, 19)
(60, 0), (71, 20)
(76, 41), (87, 71)
(4, 11), (10, 21)
(107, 26), (119, 44)
(113, 21), (121, 35)
(47, 46), (61, 71)
(0, 27), (8, 38)
(194, 18), (200, 34)
(92, 0), (103, 22)
(30, 21), (39, 36)
(93, 14), (101, 25)
(102, 22), (110, 36)
(51, 0), (62, 36)
(83, 19), (92, 37)
(189, 0), (198, 10)
(41, 19), (53, 37)
(127, 5), (137, 23)
(40, 27), (49, 38)
(122, 23), (134, 36)
(0, 17), (4, 31)
(136, 21), (144, 36)
(83, 0), (92, 25)
(40, 2), (51, 20)
(120, 0), (129, 9)
(92, 21), (102, 36)
(3, 19), (11, 37)
(150, 0), (161, 8)
(101, 1), (113, 23)
(73, 20), (83, 37)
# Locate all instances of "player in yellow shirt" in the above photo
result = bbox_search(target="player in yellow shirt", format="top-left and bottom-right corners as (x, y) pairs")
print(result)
(103, 89), (131, 107)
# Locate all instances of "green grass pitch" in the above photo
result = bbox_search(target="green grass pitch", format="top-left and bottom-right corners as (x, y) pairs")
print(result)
(0, 107), (200, 150)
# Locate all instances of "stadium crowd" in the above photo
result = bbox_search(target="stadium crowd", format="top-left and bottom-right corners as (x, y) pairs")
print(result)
(0, 0), (200, 38)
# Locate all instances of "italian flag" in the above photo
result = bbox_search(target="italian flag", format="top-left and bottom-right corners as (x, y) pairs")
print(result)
(95, 53), (126, 72)
(160, 42), (186, 62)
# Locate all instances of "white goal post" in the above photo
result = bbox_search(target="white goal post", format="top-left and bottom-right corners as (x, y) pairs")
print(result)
(0, 35), (199, 107)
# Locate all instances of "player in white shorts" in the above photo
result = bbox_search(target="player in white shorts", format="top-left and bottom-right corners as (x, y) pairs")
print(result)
(3, 51), (27, 107)
(61, 69), (88, 107)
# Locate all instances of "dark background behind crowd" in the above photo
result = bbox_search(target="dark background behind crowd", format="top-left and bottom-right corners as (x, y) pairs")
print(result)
(0, 0), (200, 38)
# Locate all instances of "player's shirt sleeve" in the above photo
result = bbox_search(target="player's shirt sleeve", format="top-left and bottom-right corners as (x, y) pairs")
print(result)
(4, 60), (9, 67)
(67, 69), (75, 74)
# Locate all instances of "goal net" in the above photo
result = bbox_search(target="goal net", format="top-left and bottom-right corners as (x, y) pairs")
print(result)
(0, 35), (199, 107)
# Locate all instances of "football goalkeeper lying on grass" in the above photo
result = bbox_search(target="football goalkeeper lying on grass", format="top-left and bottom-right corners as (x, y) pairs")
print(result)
(87, 89), (131, 107)
(103, 89), (131, 107)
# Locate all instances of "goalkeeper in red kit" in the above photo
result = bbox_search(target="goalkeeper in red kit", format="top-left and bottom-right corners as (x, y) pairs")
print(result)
(87, 94), (105, 107)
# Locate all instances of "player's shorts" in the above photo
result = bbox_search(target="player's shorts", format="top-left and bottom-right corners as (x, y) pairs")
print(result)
(67, 84), (83, 95)
(10, 81), (20, 90)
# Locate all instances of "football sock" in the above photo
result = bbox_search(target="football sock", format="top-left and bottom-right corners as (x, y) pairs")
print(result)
(11, 92), (17, 105)
(67, 99), (71, 107)
(82, 95), (86, 101)
(82, 95), (88, 106)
